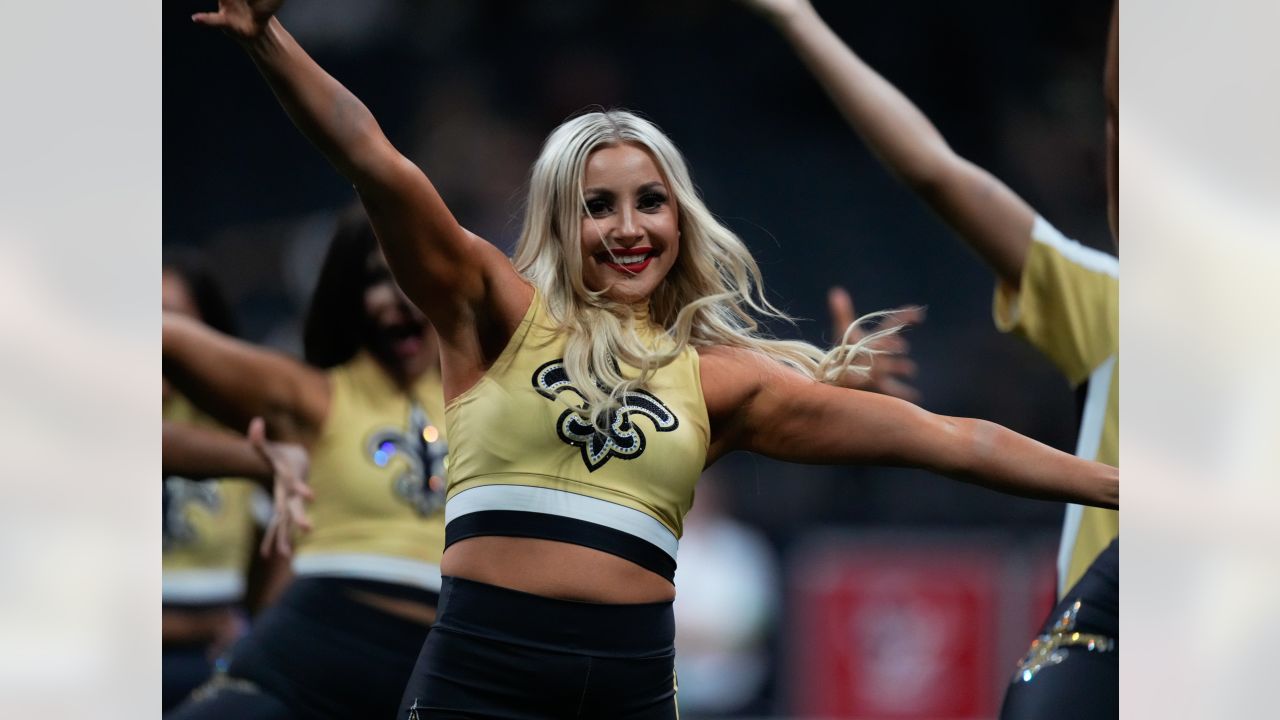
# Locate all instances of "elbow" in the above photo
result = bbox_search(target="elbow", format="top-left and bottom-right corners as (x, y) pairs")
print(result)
(899, 151), (961, 203)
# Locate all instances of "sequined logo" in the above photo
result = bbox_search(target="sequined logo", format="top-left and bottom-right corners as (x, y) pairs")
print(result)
(1012, 600), (1116, 684)
(366, 403), (448, 516)
(163, 477), (222, 550)
(532, 359), (678, 472)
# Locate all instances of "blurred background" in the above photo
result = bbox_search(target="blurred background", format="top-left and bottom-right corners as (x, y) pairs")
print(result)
(164, 0), (1113, 717)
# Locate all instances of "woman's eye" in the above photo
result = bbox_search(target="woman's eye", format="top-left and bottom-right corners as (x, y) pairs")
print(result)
(638, 192), (667, 211)
(585, 199), (610, 216)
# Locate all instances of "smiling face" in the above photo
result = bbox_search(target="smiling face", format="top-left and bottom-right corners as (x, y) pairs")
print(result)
(361, 250), (436, 381)
(578, 143), (680, 305)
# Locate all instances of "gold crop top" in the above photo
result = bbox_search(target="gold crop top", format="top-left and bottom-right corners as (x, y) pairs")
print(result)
(163, 392), (265, 606)
(295, 351), (449, 591)
(443, 289), (710, 581)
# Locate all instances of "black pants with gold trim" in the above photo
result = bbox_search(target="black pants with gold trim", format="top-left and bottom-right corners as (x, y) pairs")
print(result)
(399, 576), (679, 719)
(999, 538), (1118, 719)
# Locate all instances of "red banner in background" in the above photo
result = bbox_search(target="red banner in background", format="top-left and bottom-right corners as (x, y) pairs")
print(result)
(789, 539), (1022, 719)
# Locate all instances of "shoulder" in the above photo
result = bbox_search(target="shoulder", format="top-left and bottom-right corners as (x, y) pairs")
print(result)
(696, 345), (805, 418)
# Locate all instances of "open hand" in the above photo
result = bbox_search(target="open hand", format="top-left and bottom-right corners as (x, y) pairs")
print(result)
(829, 286), (924, 402)
(248, 417), (313, 558)
(191, 0), (284, 40)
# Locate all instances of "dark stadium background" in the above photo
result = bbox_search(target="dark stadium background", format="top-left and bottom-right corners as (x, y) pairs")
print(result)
(163, 1), (1114, 716)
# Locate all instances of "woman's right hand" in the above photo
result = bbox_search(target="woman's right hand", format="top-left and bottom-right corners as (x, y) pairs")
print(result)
(248, 417), (314, 558)
(191, 0), (284, 41)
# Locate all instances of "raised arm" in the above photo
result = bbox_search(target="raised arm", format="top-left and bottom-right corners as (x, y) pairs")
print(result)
(163, 312), (328, 442)
(192, 1), (525, 337)
(701, 347), (1117, 508)
(1104, 1), (1118, 242)
(742, 0), (1036, 287)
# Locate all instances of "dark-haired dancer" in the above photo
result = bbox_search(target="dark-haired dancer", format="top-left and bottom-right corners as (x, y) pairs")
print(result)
(742, 1), (1119, 716)
(165, 208), (449, 719)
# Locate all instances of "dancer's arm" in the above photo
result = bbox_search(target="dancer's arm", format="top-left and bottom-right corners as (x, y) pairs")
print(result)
(163, 312), (328, 442)
(164, 418), (314, 557)
(193, 1), (528, 340)
(743, 0), (1035, 287)
(701, 347), (1117, 508)
(163, 421), (274, 484)
(1104, 2), (1118, 241)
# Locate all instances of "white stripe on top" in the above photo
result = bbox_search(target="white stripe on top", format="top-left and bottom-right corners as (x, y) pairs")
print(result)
(292, 553), (443, 592)
(162, 568), (245, 604)
(1057, 354), (1117, 593)
(446, 484), (680, 561)
(1032, 215), (1119, 278)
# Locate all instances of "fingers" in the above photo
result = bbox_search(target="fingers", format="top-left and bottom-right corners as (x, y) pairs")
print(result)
(828, 286), (858, 343)
(878, 377), (921, 403)
(190, 11), (228, 28)
(882, 305), (927, 331)
(287, 496), (313, 533)
(880, 355), (918, 379)
(247, 416), (267, 450)
(259, 514), (283, 558)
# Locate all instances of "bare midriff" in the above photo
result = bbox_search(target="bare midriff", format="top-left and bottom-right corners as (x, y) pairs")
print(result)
(442, 536), (676, 604)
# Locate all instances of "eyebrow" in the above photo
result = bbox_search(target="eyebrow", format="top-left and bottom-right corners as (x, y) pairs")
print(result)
(582, 181), (668, 196)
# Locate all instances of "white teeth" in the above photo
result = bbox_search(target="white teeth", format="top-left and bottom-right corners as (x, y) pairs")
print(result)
(614, 254), (649, 265)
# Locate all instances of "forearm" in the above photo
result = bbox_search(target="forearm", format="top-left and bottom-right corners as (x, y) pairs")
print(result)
(774, 6), (954, 190)
(164, 422), (272, 487)
(769, 5), (1032, 284)
(948, 418), (1118, 508)
(162, 314), (317, 436)
(239, 19), (483, 315)
(241, 18), (390, 184)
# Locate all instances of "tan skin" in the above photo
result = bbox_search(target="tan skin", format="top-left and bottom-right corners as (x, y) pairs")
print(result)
(194, 0), (1118, 605)
(163, 254), (442, 623)
(1105, 2), (1118, 243)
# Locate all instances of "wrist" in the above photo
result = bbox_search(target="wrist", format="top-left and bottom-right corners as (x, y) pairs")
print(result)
(239, 16), (284, 55)
(772, 1), (818, 34)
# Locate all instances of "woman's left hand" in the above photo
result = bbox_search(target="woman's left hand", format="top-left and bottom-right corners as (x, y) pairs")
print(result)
(828, 286), (924, 402)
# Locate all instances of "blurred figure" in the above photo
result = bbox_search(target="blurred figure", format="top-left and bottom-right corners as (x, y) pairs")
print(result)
(164, 208), (449, 719)
(742, 0), (1119, 716)
(673, 471), (780, 717)
(161, 251), (274, 712)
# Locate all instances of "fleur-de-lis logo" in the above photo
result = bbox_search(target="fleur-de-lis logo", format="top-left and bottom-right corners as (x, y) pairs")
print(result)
(163, 477), (221, 550)
(366, 403), (448, 516)
(532, 359), (678, 472)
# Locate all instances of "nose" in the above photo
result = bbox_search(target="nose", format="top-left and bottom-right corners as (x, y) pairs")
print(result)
(612, 206), (644, 246)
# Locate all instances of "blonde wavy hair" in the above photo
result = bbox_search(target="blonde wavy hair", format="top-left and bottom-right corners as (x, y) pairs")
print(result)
(512, 109), (896, 431)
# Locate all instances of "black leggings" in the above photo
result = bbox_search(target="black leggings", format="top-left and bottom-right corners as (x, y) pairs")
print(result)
(167, 577), (435, 720)
(399, 576), (679, 719)
(999, 538), (1118, 720)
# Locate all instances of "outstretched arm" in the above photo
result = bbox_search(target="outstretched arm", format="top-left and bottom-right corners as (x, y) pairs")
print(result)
(192, 1), (525, 338)
(701, 347), (1117, 508)
(742, 0), (1036, 287)
(163, 418), (314, 558)
(163, 312), (328, 442)
(1104, 1), (1118, 242)
(163, 421), (274, 484)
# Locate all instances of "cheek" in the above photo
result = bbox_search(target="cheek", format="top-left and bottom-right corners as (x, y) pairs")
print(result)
(363, 286), (394, 316)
